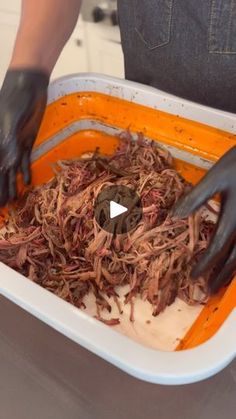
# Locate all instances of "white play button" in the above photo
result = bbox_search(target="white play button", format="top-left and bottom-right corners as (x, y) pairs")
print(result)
(94, 185), (143, 234)
(110, 200), (128, 219)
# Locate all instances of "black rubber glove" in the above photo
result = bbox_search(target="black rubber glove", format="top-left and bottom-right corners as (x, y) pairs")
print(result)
(0, 69), (49, 206)
(173, 146), (236, 293)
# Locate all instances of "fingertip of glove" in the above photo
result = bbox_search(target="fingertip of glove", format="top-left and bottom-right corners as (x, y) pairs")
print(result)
(190, 268), (202, 282)
(21, 155), (32, 186)
(23, 170), (31, 186)
(208, 269), (234, 295)
(171, 205), (188, 218)
(171, 196), (191, 219)
(0, 175), (9, 208)
(208, 279), (224, 295)
(0, 193), (8, 208)
(8, 188), (17, 202)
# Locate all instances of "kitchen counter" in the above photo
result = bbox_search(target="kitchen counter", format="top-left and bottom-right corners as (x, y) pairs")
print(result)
(0, 296), (235, 419)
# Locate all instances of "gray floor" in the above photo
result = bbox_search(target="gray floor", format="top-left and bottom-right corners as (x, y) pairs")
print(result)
(0, 296), (235, 419)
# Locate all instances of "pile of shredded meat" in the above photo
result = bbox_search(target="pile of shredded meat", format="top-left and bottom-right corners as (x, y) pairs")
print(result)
(0, 135), (215, 323)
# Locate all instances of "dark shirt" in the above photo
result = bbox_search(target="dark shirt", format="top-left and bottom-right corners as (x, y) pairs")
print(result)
(117, 0), (236, 113)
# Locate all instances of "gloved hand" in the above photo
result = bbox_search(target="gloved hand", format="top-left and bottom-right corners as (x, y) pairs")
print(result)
(0, 69), (49, 206)
(173, 146), (236, 293)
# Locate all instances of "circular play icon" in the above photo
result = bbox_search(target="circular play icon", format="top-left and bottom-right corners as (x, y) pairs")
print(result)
(94, 185), (143, 234)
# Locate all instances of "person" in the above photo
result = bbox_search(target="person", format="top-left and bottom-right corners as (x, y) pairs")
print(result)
(0, 0), (236, 292)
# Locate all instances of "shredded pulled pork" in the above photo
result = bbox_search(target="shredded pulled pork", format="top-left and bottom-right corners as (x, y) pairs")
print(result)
(0, 135), (215, 319)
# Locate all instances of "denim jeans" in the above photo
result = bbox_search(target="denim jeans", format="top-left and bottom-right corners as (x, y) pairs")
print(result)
(117, 0), (236, 113)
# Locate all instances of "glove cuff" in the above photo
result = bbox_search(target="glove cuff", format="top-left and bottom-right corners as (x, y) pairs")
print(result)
(2, 69), (49, 91)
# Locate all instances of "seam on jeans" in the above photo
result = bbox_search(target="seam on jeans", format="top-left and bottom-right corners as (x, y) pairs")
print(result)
(209, 0), (236, 54)
(208, 0), (215, 52)
(226, 0), (234, 52)
(134, 0), (174, 50)
(208, 50), (236, 54)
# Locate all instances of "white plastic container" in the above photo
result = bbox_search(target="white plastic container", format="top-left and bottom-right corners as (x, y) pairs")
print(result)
(0, 74), (236, 385)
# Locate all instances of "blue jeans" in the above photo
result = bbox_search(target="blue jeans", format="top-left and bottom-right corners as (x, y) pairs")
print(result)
(117, 0), (236, 113)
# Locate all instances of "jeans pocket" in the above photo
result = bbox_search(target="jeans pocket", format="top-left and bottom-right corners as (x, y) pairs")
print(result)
(134, 0), (173, 50)
(209, 0), (236, 54)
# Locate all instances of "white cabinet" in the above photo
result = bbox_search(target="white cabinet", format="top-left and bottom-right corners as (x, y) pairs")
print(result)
(0, 0), (21, 14)
(0, 1), (124, 84)
(0, 3), (89, 84)
(84, 22), (124, 78)
(0, 1), (21, 85)
(51, 25), (88, 80)
(87, 38), (124, 78)
(0, 11), (19, 85)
